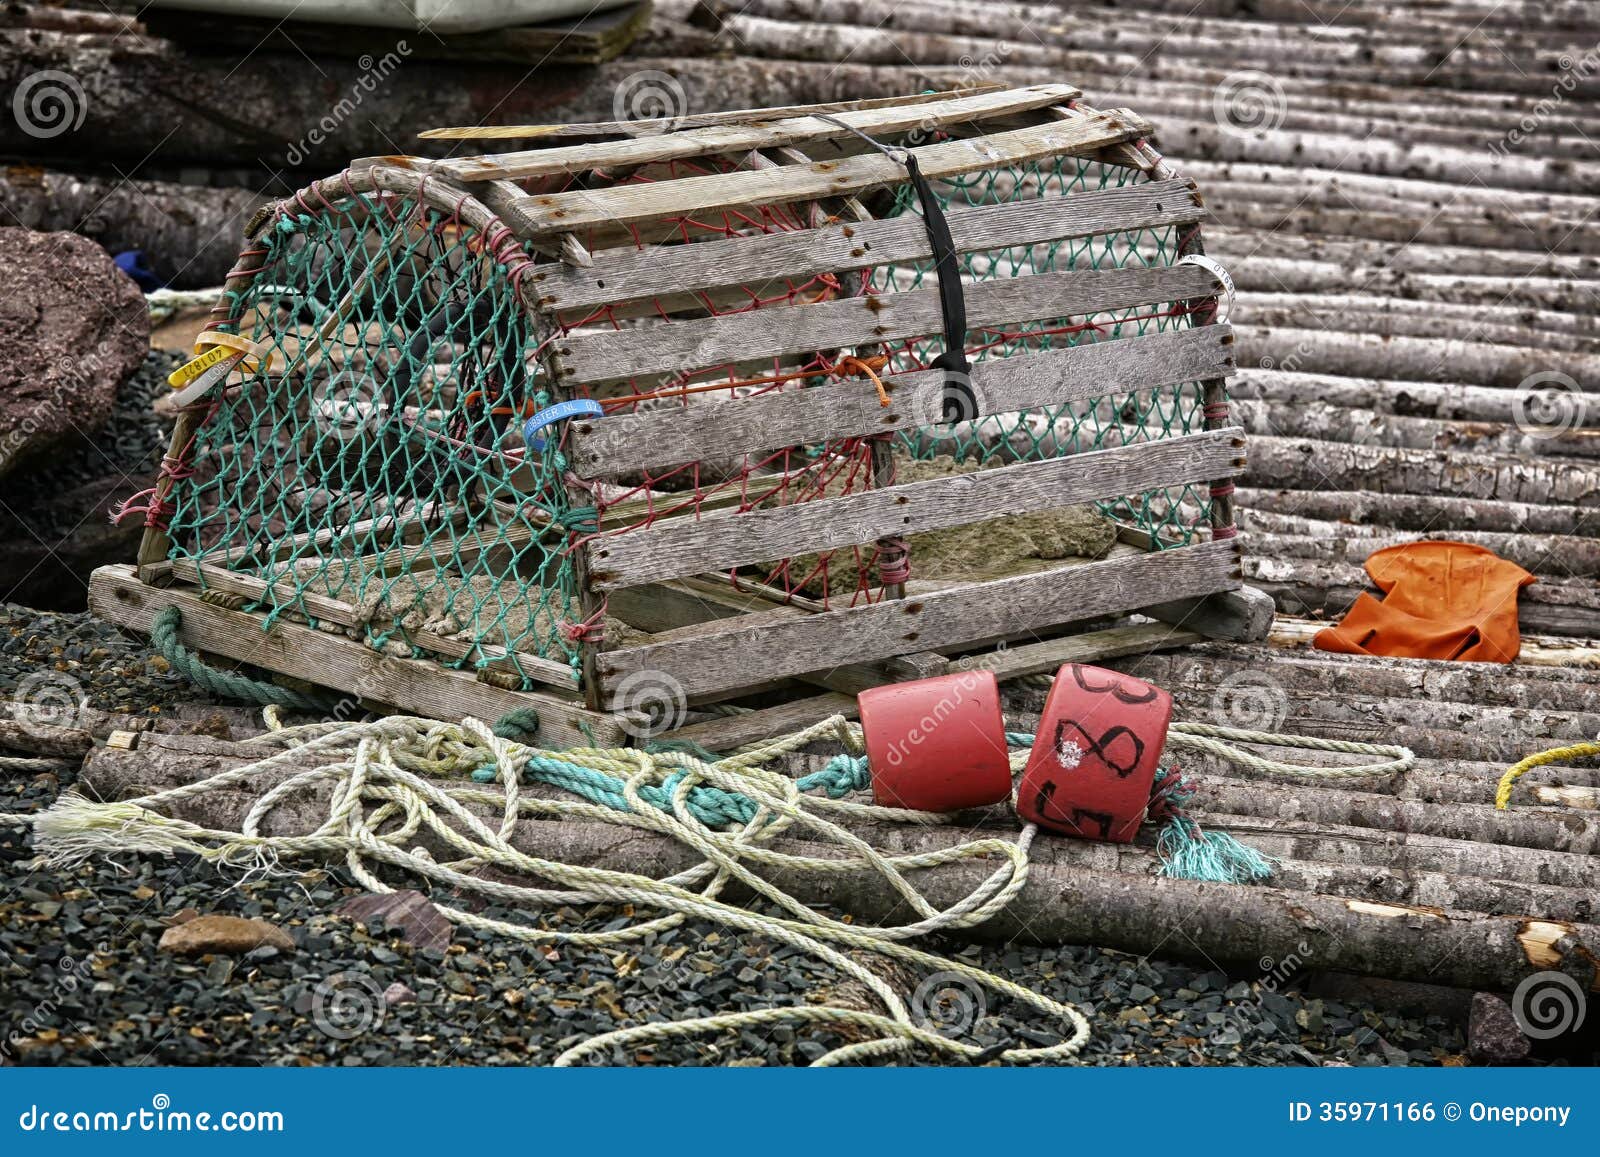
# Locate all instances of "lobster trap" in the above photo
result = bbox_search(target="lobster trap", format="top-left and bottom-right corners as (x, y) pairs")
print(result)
(93, 83), (1261, 748)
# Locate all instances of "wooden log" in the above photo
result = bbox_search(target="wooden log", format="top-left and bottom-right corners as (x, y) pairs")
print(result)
(1229, 399), (1600, 463)
(1204, 227), (1600, 283)
(0, 166), (263, 289)
(1155, 117), (1600, 195)
(1244, 555), (1600, 639)
(1234, 487), (1600, 540)
(1232, 295), (1600, 353)
(1267, 616), (1600, 671)
(1228, 369), (1599, 430)
(1190, 774), (1600, 857)
(1232, 329), (1600, 393)
(1238, 523), (1600, 579)
(1241, 435), (1600, 508)
(1110, 644), (1600, 719)
(1221, 257), (1599, 314)
(67, 738), (1600, 992)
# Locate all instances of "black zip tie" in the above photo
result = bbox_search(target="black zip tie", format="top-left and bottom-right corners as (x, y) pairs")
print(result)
(815, 115), (975, 425)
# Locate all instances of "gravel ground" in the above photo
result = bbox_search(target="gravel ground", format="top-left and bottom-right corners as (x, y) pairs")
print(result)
(1, 604), (1470, 1067)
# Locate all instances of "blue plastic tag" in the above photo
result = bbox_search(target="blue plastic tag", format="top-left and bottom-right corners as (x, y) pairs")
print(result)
(523, 399), (604, 451)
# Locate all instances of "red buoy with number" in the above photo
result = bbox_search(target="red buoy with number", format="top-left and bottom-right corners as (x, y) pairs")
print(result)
(1016, 664), (1172, 842)
(857, 669), (1012, 812)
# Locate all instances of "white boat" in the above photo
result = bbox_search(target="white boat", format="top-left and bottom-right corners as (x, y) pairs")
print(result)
(141, 0), (634, 33)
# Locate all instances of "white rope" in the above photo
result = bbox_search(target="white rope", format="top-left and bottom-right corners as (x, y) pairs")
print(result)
(31, 712), (1090, 1068)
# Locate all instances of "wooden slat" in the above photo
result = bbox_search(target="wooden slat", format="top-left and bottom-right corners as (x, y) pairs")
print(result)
(569, 324), (1234, 477)
(89, 566), (622, 747)
(973, 621), (1205, 682)
(590, 427), (1246, 591)
(418, 85), (1007, 142)
(664, 693), (860, 751)
(503, 110), (1151, 237)
(428, 84), (1079, 183)
(536, 176), (1201, 312)
(560, 261), (1218, 386)
(598, 540), (1241, 707)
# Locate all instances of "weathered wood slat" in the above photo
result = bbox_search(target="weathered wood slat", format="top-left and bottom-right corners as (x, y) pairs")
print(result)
(537, 176), (1202, 311)
(429, 84), (1079, 183)
(568, 323), (1233, 477)
(88, 566), (622, 747)
(560, 262), (1220, 386)
(598, 540), (1240, 706)
(589, 427), (1246, 591)
(504, 111), (1152, 237)
(417, 85), (1007, 142)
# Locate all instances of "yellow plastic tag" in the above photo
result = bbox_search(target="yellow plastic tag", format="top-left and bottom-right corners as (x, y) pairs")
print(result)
(167, 344), (235, 389)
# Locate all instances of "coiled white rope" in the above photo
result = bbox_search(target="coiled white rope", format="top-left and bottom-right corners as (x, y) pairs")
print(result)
(33, 712), (1090, 1067)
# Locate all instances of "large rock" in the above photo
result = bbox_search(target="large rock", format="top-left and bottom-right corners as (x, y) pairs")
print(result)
(157, 914), (297, 957)
(0, 228), (148, 482)
(0, 352), (172, 610)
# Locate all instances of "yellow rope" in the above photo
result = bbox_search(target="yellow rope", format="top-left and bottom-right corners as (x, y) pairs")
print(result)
(1496, 740), (1600, 810)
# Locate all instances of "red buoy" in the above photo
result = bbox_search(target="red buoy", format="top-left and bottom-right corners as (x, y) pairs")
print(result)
(1016, 664), (1172, 842)
(857, 669), (1012, 812)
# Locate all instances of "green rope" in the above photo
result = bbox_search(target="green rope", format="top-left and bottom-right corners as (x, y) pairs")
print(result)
(150, 606), (330, 712)
(491, 707), (542, 743)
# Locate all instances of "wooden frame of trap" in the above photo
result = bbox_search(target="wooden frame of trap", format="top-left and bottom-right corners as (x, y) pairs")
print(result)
(92, 83), (1269, 750)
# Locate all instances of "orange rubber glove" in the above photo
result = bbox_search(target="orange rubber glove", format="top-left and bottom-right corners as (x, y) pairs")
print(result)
(1313, 541), (1535, 663)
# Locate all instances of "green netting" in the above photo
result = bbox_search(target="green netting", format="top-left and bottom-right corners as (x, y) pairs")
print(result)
(869, 154), (1215, 547)
(163, 189), (586, 686)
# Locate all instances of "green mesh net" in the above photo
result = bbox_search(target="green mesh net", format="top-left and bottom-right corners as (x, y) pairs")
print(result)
(869, 154), (1213, 546)
(163, 190), (588, 686)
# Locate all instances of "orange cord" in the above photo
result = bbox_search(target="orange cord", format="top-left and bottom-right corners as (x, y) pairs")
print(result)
(599, 354), (893, 411)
